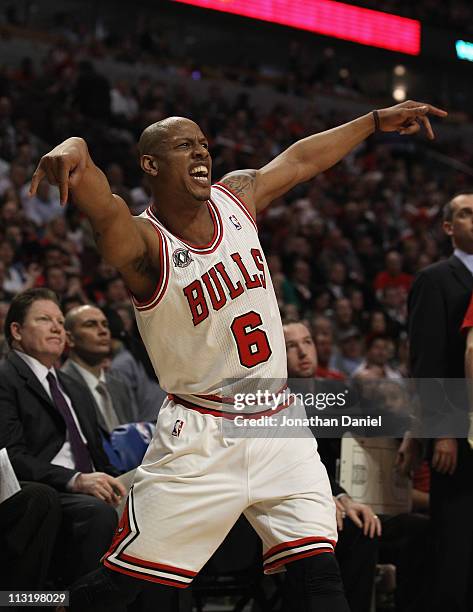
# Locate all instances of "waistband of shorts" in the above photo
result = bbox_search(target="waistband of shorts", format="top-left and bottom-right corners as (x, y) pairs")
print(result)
(168, 385), (293, 419)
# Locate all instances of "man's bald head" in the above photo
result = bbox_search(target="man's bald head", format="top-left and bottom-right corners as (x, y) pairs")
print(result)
(65, 304), (111, 364)
(65, 304), (102, 332)
(138, 117), (200, 157)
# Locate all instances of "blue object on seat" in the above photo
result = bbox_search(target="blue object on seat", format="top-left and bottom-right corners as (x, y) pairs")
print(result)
(110, 422), (156, 472)
(101, 432), (125, 472)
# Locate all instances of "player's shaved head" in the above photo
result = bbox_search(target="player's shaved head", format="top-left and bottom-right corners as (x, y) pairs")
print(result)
(138, 117), (200, 156)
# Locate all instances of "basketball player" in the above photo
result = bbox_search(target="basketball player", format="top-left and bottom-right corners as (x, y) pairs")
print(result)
(30, 100), (446, 611)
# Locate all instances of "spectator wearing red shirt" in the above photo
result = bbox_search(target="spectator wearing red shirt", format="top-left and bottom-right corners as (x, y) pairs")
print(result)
(373, 250), (413, 297)
(314, 330), (345, 380)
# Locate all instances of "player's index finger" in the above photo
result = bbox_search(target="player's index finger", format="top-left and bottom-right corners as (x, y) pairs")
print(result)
(57, 158), (70, 205)
(425, 103), (448, 116)
(29, 167), (45, 196)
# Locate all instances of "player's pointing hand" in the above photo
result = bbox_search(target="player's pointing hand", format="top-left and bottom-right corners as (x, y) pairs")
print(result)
(375, 100), (448, 140)
(29, 137), (89, 205)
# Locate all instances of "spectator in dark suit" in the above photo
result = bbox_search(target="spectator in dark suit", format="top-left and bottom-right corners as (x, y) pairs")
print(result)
(0, 288), (127, 583)
(1, 482), (61, 590)
(408, 193), (473, 612)
(62, 304), (138, 433)
(284, 320), (380, 612)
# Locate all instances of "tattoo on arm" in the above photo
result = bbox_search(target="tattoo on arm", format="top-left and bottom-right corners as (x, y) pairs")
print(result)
(221, 170), (256, 203)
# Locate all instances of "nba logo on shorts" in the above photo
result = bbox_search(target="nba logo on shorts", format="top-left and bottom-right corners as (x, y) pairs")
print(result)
(172, 419), (185, 437)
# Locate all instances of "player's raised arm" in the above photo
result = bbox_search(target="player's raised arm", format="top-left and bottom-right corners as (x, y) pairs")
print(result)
(221, 101), (447, 215)
(30, 137), (158, 301)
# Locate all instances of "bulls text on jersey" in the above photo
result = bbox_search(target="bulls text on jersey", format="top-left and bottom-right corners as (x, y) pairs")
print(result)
(183, 248), (266, 326)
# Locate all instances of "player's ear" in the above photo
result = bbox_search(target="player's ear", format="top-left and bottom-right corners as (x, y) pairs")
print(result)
(141, 155), (159, 177)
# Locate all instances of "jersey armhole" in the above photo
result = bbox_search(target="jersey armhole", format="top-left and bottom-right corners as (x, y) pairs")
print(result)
(213, 182), (258, 232)
(129, 219), (170, 311)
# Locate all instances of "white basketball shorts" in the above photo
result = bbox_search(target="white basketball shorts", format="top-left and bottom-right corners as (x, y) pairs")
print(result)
(103, 396), (337, 588)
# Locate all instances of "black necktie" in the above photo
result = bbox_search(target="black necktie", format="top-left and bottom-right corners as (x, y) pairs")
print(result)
(46, 372), (93, 473)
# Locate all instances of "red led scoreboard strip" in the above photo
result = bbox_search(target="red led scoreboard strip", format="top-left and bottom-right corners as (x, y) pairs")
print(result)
(172, 0), (421, 55)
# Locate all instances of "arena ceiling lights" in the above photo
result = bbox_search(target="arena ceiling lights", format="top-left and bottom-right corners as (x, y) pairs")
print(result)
(172, 0), (421, 55)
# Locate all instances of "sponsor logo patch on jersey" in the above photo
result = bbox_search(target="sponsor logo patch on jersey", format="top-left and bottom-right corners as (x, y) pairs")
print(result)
(173, 248), (193, 268)
(172, 419), (185, 437)
(229, 215), (242, 230)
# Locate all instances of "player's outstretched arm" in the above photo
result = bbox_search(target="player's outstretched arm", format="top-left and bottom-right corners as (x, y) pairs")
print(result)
(221, 101), (447, 215)
(30, 137), (158, 301)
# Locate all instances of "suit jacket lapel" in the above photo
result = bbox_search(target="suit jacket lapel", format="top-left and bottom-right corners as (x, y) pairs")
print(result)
(7, 351), (55, 409)
(61, 361), (109, 432)
(105, 374), (127, 423)
(449, 255), (473, 291)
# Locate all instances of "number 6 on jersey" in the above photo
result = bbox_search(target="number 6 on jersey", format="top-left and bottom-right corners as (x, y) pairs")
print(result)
(231, 311), (272, 368)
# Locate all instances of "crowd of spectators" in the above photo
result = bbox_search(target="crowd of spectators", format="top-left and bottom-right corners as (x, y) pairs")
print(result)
(0, 17), (471, 371)
(2, 2), (472, 113)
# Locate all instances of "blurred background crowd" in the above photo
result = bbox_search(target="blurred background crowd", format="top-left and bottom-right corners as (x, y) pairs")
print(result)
(0, 0), (471, 373)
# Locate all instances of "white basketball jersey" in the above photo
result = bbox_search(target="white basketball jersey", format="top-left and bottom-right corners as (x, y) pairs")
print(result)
(130, 183), (287, 414)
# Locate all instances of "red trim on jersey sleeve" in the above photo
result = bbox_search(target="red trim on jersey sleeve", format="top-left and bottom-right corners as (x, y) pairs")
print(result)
(130, 219), (170, 311)
(213, 183), (258, 230)
(461, 293), (473, 332)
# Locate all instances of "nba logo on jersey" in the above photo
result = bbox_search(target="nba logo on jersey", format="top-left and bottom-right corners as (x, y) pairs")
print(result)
(172, 419), (185, 437)
(229, 215), (242, 230)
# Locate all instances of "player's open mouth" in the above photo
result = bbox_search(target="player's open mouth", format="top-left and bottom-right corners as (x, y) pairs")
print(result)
(189, 165), (209, 184)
